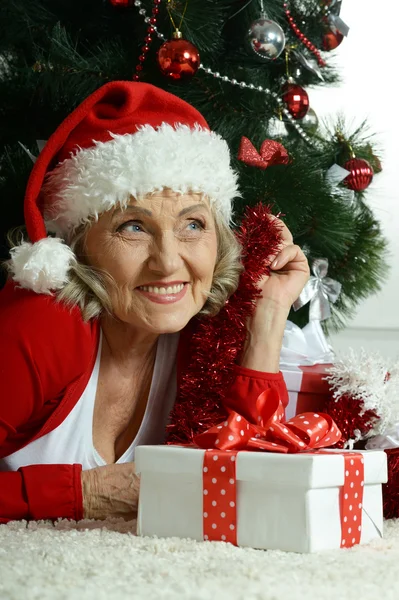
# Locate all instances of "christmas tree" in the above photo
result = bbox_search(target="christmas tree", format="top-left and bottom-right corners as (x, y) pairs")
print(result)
(0, 0), (386, 331)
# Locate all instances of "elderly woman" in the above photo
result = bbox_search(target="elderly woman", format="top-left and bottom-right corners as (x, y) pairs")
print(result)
(0, 81), (309, 523)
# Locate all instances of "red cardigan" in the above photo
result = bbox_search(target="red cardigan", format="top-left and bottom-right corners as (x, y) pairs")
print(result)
(0, 281), (288, 523)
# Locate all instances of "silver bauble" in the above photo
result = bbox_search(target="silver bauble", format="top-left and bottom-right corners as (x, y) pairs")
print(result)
(248, 18), (286, 60)
(285, 107), (319, 135)
(298, 107), (319, 133)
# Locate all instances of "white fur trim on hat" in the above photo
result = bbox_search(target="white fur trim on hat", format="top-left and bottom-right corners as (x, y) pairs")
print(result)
(41, 123), (239, 233)
(9, 237), (75, 294)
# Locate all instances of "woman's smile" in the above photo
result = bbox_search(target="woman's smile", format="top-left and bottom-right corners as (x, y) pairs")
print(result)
(136, 282), (189, 304)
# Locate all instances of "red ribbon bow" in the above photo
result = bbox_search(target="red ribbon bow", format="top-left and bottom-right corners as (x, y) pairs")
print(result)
(238, 137), (290, 170)
(194, 387), (342, 453)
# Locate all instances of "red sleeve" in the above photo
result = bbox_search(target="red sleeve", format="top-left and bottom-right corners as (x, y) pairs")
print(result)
(223, 365), (288, 423)
(0, 465), (83, 524)
(0, 281), (94, 522)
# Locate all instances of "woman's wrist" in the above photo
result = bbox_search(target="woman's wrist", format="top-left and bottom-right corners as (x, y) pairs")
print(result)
(81, 463), (140, 521)
(81, 469), (98, 520)
(238, 303), (289, 373)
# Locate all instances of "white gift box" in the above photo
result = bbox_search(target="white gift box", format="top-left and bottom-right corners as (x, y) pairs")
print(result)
(280, 320), (335, 420)
(135, 446), (387, 553)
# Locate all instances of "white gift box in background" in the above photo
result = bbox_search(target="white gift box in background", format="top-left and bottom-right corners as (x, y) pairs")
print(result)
(280, 321), (335, 419)
(282, 363), (333, 420)
(135, 445), (387, 553)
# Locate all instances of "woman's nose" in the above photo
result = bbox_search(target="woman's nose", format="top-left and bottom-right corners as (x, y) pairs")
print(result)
(146, 233), (184, 275)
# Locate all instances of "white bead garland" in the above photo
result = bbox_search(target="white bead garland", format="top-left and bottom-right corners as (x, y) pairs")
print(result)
(134, 0), (165, 39)
(133, 0), (313, 144)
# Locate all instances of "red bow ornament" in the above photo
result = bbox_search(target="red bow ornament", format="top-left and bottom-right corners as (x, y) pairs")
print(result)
(194, 387), (342, 453)
(238, 137), (290, 170)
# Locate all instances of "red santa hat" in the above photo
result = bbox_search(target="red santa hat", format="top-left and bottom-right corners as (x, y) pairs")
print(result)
(9, 80), (239, 294)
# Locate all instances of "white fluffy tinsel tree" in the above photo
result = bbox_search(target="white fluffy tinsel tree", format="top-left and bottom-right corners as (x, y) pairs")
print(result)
(325, 349), (399, 447)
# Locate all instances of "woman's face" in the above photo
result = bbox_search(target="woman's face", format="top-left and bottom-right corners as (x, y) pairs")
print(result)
(85, 190), (218, 334)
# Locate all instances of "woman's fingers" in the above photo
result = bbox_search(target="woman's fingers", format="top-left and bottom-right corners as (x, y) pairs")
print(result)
(270, 244), (309, 272)
(269, 215), (294, 245)
(265, 216), (294, 267)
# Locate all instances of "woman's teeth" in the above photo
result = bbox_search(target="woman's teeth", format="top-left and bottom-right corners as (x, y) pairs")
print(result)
(138, 284), (185, 295)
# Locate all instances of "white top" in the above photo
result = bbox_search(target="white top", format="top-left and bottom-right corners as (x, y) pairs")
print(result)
(0, 331), (180, 471)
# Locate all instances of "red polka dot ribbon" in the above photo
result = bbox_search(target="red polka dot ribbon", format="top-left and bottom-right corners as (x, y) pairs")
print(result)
(194, 387), (342, 454)
(305, 450), (365, 548)
(202, 450), (238, 545)
(195, 388), (366, 548)
(201, 449), (364, 547)
(339, 452), (365, 548)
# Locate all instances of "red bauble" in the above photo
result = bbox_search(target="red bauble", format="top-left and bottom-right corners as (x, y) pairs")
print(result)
(343, 158), (374, 192)
(282, 83), (309, 120)
(322, 28), (344, 50)
(157, 38), (200, 81)
(109, 0), (133, 6)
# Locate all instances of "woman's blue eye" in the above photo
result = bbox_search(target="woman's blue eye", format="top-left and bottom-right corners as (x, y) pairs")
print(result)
(187, 220), (204, 231)
(117, 219), (204, 234)
(119, 221), (143, 233)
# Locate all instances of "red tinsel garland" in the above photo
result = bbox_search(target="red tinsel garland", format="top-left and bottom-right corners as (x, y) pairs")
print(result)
(382, 449), (399, 519)
(166, 204), (283, 444)
(323, 393), (379, 448)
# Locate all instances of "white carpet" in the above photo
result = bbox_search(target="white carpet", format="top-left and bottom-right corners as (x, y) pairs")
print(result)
(1, 518), (399, 600)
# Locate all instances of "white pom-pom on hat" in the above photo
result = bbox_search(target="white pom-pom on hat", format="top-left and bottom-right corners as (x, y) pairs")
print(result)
(9, 237), (75, 295)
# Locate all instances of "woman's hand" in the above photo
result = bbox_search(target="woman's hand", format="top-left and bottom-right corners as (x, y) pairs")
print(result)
(258, 215), (310, 313)
(81, 462), (140, 521)
(239, 216), (310, 373)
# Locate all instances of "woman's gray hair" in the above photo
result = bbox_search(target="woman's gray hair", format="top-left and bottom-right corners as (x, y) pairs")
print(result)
(56, 208), (243, 321)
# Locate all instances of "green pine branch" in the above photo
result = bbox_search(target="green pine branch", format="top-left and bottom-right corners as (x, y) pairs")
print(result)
(0, 0), (388, 332)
